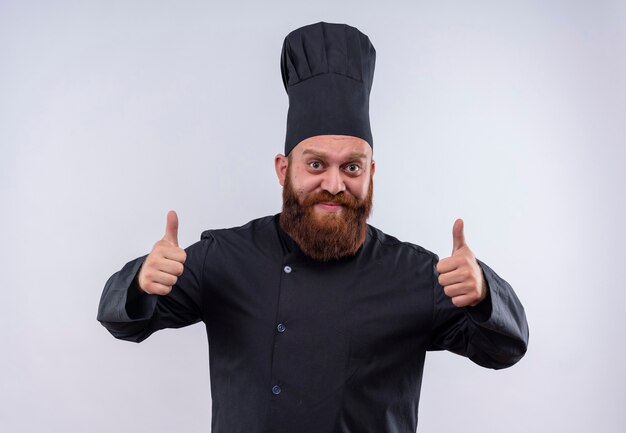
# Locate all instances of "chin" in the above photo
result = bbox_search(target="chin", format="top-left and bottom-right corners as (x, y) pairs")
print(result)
(314, 208), (344, 219)
(314, 208), (342, 217)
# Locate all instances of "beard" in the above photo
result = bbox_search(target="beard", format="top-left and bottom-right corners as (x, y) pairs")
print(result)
(279, 168), (374, 262)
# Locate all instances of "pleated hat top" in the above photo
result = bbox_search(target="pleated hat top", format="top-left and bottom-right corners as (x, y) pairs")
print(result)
(280, 21), (376, 155)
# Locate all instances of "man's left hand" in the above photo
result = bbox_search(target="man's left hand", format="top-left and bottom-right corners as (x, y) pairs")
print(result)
(436, 218), (488, 307)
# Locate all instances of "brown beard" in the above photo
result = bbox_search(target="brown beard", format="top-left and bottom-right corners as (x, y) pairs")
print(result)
(279, 167), (374, 262)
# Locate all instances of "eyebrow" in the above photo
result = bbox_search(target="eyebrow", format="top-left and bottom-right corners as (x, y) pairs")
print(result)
(301, 149), (369, 161)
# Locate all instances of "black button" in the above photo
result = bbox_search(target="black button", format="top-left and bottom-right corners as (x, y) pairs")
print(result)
(272, 385), (281, 395)
(276, 323), (286, 333)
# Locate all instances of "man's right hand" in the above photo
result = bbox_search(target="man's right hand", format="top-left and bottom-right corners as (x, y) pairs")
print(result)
(137, 210), (187, 295)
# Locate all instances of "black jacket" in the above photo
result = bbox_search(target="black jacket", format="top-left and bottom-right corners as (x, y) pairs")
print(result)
(97, 214), (529, 433)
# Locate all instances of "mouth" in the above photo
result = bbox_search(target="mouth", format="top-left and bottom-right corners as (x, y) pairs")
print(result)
(314, 202), (344, 213)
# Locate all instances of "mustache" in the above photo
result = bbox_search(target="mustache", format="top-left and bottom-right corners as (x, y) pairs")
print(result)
(301, 190), (361, 209)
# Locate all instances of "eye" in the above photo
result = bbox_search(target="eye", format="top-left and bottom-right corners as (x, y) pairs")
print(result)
(344, 163), (361, 174)
(308, 161), (322, 170)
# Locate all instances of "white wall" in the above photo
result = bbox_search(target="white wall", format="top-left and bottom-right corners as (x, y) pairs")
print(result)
(2, 0), (625, 431)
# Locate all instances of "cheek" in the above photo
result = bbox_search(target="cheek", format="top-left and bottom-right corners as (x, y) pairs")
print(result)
(346, 180), (368, 200)
(292, 173), (321, 194)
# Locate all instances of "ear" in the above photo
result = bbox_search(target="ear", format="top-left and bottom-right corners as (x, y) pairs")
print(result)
(274, 154), (288, 186)
(370, 159), (376, 176)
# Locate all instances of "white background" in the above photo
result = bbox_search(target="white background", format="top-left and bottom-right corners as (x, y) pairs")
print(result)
(2, 0), (625, 432)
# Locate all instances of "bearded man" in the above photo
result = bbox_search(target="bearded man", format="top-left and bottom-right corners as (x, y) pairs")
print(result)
(97, 21), (528, 433)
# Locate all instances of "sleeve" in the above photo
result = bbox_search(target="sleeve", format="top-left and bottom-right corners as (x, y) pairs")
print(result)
(427, 254), (529, 369)
(96, 236), (212, 343)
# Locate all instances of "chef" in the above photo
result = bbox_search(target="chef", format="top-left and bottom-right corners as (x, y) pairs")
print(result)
(98, 21), (529, 433)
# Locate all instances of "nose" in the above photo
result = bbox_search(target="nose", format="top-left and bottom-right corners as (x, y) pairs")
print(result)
(321, 167), (346, 195)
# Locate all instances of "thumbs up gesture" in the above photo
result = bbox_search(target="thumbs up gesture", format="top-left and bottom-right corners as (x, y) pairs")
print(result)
(137, 210), (187, 295)
(435, 218), (488, 307)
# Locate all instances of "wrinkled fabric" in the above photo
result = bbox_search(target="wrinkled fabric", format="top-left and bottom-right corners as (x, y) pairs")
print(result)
(97, 214), (528, 433)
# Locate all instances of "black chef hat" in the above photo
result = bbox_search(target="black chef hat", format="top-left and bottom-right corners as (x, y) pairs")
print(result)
(280, 21), (376, 155)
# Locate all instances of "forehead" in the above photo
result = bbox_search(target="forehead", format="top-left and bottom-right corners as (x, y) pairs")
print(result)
(291, 135), (372, 160)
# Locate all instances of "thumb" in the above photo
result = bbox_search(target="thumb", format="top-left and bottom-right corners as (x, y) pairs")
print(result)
(163, 210), (179, 247)
(452, 218), (466, 254)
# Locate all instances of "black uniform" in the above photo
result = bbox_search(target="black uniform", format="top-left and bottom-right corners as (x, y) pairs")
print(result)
(97, 214), (529, 433)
